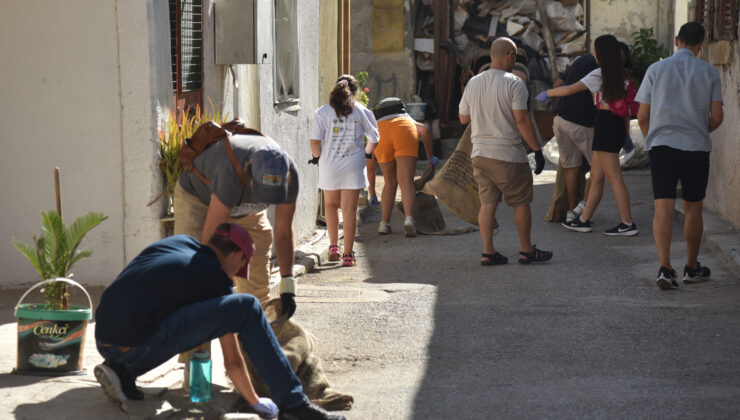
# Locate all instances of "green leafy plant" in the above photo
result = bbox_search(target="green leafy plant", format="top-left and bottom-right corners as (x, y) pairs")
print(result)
(12, 211), (108, 310)
(151, 100), (229, 212)
(629, 28), (669, 85)
(355, 71), (371, 107)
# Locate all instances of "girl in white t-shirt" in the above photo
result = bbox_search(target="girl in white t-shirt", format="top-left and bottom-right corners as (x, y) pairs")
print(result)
(310, 75), (379, 266)
(540, 34), (638, 237)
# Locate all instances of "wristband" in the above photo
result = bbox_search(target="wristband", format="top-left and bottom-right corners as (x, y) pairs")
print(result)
(279, 275), (297, 295)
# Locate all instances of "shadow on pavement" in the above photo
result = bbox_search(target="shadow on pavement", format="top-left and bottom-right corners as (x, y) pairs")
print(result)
(360, 170), (740, 419)
(12, 382), (242, 419)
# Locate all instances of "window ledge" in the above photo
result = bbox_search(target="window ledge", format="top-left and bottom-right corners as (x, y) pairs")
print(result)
(274, 99), (301, 113)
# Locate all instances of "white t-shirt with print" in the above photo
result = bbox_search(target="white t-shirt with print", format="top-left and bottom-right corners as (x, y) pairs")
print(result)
(310, 103), (380, 190)
(458, 69), (530, 163)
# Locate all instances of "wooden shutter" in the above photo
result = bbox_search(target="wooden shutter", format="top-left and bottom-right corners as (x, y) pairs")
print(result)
(170, 0), (204, 117)
(695, 0), (739, 41)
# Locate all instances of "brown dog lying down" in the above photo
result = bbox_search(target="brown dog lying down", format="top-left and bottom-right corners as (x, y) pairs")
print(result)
(243, 298), (354, 411)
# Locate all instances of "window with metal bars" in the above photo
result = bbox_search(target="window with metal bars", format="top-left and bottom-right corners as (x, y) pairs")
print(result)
(170, 0), (204, 116)
(695, 0), (739, 41)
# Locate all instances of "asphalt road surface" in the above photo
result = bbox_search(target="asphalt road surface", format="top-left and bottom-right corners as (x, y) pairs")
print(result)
(292, 167), (740, 420)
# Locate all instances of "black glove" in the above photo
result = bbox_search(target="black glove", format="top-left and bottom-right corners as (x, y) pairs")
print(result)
(365, 152), (373, 160)
(533, 149), (545, 175)
(308, 156), (319, 165)
(280, 293), (296, 319)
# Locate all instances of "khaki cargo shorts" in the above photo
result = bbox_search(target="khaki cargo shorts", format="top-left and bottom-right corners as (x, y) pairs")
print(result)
(472, 157), (533, 207)
(553, 116), (593, 168)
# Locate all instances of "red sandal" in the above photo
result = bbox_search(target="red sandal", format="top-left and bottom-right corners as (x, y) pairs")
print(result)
(328, 245), (341, 262)
(342, 252), (356, 267)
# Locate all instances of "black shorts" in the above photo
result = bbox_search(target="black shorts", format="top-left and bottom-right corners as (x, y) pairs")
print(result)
(649, 145), (710, 202)
(592, 110), (626, 153)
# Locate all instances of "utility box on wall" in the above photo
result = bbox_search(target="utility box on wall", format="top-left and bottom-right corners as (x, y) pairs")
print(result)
(215, 0), (258, 64)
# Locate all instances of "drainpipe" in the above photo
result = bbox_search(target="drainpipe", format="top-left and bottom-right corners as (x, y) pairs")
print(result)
(339, 0), (350, 74)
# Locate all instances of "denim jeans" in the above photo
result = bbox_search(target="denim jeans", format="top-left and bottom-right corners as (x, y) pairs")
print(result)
(96, 293), (305, 408)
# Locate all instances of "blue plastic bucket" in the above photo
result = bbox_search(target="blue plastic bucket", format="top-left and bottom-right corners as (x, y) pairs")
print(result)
(406, 102), (427, 121)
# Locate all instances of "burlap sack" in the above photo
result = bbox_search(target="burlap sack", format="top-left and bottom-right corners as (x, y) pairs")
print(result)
(243, 299), (354, 411)
(422, 126), (480, 226)
(397, 163), (478, 235)
(544, 160), (588, 223)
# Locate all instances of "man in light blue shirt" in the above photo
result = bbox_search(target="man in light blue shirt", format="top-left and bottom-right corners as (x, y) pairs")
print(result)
(635, 22), (724, 290)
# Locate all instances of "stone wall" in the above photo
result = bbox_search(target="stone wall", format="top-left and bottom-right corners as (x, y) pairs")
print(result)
(351, 0), (415, 107)
(704, 42), (740, 229)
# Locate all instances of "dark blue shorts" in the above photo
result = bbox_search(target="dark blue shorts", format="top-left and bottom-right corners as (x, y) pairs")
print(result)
(648, 145), (710, 202)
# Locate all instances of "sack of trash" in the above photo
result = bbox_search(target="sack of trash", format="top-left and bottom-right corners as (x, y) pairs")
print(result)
(423, 126), (491, 232)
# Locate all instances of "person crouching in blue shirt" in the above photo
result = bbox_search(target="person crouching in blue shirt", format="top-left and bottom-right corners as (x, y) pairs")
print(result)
(94, 222), (344, 420)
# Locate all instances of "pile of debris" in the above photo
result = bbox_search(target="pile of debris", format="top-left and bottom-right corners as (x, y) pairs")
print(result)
(463, 0), (586, 77)
(416, 0), (589, 82)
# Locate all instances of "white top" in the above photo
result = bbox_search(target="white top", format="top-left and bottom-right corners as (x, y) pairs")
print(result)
(580, 68), (632, 109)
(310, 103), (380, 190)
(458, 69), (529, 162)
(377, 112), (409, 122)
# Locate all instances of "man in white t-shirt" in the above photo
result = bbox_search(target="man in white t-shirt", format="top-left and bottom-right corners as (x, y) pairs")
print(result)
(459, 37), (552, 266)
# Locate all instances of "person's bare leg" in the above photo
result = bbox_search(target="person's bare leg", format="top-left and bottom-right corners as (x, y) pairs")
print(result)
(582, 176), (592, 203)
(479, 203), (500, 259)
(366, 157), (378, 201)
(378, 160), (397, 223)
(514, 205), (533, 257)
(324, 190), (341, 246)
(581, 153), (605, 221)
(565, 166), (580, 210)
(653, 198), (675, 269)
(340, 189), (361, 254)
(600, 152), (633, 224)
(396, 156), (417, 219)
(683, 200), (704, 269)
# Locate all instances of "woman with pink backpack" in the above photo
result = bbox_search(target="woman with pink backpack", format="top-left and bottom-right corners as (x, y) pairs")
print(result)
(537, 34), (639, 236)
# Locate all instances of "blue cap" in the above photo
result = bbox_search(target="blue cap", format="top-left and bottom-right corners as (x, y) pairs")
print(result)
(251, 147), (290, 204)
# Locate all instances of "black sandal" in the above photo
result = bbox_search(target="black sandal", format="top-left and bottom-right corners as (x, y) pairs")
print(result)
(481, 252), (508, 266)
(518, 246), (552, 264)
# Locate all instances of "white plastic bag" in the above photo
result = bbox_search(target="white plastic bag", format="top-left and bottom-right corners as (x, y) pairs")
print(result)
(546, 1), (584, 32)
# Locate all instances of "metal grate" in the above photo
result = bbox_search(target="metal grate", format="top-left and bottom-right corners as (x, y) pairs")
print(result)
(170, 0), (177, 91)
(169, 0), (203, 93)
(180, 0), (203, 92)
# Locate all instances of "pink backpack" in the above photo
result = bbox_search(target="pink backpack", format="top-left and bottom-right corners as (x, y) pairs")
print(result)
(605, 79), (639, 118)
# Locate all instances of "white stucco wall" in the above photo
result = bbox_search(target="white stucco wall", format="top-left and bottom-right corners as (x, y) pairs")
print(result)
(258, 0), (321, 244)
(202, 0), (321, 245)
(0, 1), (169, 287)
(590, 0), (674, 47)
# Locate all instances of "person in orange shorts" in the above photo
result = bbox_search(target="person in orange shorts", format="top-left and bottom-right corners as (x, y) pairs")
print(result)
(373, 97), (438, 237)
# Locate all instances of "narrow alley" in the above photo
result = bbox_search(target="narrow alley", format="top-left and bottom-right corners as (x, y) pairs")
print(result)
(294, 167), (740, 419)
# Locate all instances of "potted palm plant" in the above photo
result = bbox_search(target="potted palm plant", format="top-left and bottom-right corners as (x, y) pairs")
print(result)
(12, 209), (107, 375)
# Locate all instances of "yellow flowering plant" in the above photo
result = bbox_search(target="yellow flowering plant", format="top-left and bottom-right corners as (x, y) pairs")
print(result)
(151, 100), (228, 212)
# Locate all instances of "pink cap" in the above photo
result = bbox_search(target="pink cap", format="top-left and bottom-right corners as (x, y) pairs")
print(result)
(213, 223), (255, 278)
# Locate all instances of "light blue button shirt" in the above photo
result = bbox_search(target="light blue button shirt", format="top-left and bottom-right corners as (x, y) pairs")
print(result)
(635, 48), (722, 152)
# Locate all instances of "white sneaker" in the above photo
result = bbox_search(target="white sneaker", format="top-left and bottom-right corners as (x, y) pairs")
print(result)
(403, 217), (417, 237)
(94, 363), (127, 405)
(378, 221), (392, 235)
